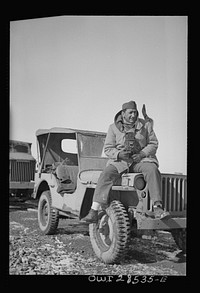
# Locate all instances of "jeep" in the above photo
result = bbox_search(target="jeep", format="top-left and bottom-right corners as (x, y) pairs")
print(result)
(33, 127), (186, 264)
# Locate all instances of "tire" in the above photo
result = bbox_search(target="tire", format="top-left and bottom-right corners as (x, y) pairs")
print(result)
(38, 190), (59, 235)
(89, 200), (130, 264)
(171, 228), (186, 253)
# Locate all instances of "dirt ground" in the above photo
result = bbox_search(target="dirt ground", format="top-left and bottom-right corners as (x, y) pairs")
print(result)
(9, 198), (186, 279)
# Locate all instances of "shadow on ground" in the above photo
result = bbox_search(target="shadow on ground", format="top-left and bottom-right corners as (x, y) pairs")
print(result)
(56, 219), (89, 236)
(9, 198), (38, 211)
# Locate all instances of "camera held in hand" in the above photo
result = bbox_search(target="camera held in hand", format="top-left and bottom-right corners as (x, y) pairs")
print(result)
(124, 132), (141, 158)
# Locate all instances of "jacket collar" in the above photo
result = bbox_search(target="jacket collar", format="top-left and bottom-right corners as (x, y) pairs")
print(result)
(135, 119), (145, 130)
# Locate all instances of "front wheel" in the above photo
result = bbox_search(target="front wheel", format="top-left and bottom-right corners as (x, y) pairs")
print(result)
(89, 200), (130, 264)
(38, 190), (59, 235)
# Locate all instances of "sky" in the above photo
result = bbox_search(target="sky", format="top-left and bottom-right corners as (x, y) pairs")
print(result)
(10, 15), (187, 174)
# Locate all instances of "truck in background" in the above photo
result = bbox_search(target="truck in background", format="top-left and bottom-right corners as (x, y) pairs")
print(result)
(9, 140), (36, 198)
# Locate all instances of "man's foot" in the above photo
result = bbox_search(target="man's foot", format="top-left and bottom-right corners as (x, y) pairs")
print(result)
(153, 205), (170, 219)
(81, 209), (98, 224)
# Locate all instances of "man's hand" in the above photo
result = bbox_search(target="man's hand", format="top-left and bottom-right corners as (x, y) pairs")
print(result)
(132, 152), (146, 163)
(118, 150), (131, 161)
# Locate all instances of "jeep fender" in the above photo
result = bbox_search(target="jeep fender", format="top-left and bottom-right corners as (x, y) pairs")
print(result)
(79, 187), (94, 219)
(33, 179), (50, 200)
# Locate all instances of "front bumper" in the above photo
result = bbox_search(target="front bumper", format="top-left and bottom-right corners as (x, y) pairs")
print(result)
(136, 215), (186, 230)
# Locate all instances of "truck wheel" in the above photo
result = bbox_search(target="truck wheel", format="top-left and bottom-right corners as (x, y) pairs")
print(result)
(171, 228), (186, 253)
(89, 200), (130, 264)
(38, 190), (59, 235)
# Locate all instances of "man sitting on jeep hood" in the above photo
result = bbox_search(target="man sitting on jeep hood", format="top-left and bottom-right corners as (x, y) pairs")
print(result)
(81, 100), (169, 223)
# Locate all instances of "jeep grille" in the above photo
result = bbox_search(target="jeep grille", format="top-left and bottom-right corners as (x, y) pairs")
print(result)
(146, 174), (187, 212)
(161, 174), (187, 212)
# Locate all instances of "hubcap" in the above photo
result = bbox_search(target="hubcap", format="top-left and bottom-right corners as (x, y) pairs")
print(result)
(41, 201), (49, 226)
(98, 214), (113, 247)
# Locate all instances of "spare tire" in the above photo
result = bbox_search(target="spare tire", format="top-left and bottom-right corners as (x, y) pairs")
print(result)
(89, 200), (130, 264)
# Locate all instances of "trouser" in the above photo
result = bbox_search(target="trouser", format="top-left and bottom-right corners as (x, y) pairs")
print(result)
(93, 162), (162, 205)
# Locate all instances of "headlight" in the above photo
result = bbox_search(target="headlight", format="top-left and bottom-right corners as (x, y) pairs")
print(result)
(134, 176), (146, 190)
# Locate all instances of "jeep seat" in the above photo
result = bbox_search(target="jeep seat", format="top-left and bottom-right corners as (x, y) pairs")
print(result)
(55, 164), (79, 194)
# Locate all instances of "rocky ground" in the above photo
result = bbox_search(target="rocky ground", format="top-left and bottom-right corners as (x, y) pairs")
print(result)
(9, 198), (186, 280)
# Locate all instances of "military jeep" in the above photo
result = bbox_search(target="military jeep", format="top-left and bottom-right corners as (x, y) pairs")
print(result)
(33, 127), (186, 264)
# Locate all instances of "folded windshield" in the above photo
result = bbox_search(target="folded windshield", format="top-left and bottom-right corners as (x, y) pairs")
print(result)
(78, 133), (106, 157)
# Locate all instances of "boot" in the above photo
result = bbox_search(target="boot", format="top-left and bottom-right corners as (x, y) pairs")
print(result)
(153, 205), (170, 219)
(81, 209), (98, 224)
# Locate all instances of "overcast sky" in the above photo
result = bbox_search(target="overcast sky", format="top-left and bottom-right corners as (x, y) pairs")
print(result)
(10, 15), (187, 174)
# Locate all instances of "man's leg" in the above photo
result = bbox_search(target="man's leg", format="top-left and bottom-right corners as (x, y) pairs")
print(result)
(93, 164), (121, 204)
(81, 164), (121, 223)
(132, 162), (162, 204)
(132, 162), (170, 219)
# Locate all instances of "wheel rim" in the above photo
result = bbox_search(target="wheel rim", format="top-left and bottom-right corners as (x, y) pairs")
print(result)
(97, 213), (113, 249)
(40, 200), (49, 227)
